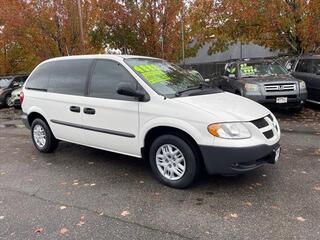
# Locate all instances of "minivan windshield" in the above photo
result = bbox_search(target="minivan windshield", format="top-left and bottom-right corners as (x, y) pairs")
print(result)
(240, 62), (288, 78)
(0, 78), (12, 88)
(125, 58), (211, 97)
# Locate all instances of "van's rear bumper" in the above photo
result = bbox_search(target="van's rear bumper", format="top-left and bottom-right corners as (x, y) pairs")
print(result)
(21, 113), (30, 129)
(199, 142), (280, 175)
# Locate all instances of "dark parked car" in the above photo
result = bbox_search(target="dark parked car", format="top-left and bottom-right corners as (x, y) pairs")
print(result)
(0, 75), (28, 107)
(289, 55), (320, 104)
(218, 59), (307, 111)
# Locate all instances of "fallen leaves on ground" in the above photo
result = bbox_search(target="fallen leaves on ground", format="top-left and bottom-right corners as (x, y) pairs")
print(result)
(139, 181), (144, 184)
(90, 183), (96, 186)
(313, 186), (320, 191)
(314, 149), (320, 156)
(224, 213), (239, 220)
(76, 216), (85, 227)
(271, 205), (280, 210)
(34, 228), (44, 234)
(0, 216), (4, 220)
(244, 201), (252, 207)
(60, 206), (67, 210)
(121, 210), (130, 217)
(60, 228), (69, 235)
(296, 216), (306, 222)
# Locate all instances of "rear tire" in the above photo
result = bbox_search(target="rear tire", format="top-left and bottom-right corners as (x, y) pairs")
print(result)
(149, 134), (199, 189)
(31, 118), (59, 153)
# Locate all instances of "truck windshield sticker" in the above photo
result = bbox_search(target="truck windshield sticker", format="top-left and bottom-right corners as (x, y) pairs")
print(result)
(240, 64), (257, 75)
(133, 64), (171, 84)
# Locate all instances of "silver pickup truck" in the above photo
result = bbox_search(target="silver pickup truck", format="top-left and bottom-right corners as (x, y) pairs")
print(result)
(219, 59), (307, 112)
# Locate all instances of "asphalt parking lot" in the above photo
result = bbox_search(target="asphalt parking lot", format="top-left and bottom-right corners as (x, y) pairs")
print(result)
(0, 105), (320, 240)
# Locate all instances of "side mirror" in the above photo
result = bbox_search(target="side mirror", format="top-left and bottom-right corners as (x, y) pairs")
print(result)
(117, 82), (145, 101)
(13, 82), (20, 87)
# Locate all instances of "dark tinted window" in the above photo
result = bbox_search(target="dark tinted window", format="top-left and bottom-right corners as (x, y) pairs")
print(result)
(26, 63), (52, 90)
(48, 59), (92, 96)
(296, 59), (312, 73)
(311, 60), (320, 74)
(89, 60), (137, 100)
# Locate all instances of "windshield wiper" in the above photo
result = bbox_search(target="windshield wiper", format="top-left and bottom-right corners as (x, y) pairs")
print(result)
(175, 82), (210, 96)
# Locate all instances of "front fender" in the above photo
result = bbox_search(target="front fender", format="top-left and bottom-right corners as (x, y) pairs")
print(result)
(139, 117), (208, 149)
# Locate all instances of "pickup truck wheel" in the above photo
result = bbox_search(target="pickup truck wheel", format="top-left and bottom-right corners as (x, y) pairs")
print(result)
(149, 134), (199, 189)
(31, 119), (59, 153)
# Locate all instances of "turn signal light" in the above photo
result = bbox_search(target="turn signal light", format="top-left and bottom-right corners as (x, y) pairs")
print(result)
(207, 124), (221, 137)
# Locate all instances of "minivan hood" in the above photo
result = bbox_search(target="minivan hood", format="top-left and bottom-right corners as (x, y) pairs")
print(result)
(174, 92), (270, 122)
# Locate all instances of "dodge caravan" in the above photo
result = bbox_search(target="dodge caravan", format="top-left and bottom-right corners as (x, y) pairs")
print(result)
(21, 55), (281, 188)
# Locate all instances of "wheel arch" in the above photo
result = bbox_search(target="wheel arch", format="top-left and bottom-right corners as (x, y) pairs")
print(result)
(141, 125), (204, 167)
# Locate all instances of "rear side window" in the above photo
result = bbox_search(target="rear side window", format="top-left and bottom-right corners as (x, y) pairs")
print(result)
(89, 60), (137, 100)
(296, 59), (312, 73)
(48, 59), (92, 96)
(311, 60), (320, 74)
(25, 63), (52, 90)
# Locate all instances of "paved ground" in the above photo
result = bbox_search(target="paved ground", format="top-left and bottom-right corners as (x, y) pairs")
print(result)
(0, 105), (319, 240)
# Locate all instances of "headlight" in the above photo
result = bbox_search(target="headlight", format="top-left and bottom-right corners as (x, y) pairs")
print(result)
(299, 81), (306, 89)
(244, 83), (259, 92)
(208, 123), (251, 139)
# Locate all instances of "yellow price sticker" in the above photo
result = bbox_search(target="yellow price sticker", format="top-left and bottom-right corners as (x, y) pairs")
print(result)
(133, 64), (171, 84)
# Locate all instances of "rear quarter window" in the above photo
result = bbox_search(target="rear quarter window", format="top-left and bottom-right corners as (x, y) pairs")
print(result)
(48, 59), (92, 96)
(25, 63), (52, 90)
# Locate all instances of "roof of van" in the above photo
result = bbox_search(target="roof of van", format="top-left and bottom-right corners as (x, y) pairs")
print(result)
(43, 54), (161, 63)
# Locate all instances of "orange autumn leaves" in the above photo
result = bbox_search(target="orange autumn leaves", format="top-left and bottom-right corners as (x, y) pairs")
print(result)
(189, 0), (320, 55)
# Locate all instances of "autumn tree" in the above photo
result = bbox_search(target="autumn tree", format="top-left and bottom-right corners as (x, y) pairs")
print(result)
(189, 0), (320, 55)
(92, 0), (190, 62)
(0, 0), (101, 74)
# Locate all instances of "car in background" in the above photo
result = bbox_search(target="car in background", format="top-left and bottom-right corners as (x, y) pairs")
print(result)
(288, 55), (320, 104)
(219, 59), (307, 112)
(0, 75), (28, 107)
(10, 87), (23, 109)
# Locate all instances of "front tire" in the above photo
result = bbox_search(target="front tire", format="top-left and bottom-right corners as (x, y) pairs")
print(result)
(149, 134), (199, 189)
(31, 118), (59, 153)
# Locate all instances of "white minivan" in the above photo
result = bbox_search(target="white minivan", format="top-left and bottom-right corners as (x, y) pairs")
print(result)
(21, 55), (281, 188)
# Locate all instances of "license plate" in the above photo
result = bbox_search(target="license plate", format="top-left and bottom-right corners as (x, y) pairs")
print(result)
(274, 147), (281, 162)
(276, 97), (287, 104)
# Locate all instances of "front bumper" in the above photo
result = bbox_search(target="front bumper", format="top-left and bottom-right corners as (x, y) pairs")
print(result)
(200, 142), (280, 175)
(244, 91), (307, 108)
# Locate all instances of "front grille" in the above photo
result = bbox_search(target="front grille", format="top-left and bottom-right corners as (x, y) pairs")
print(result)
(250, 114), (278, 140)
(263, 130), (274, 139)
(264, 83), (296, 92)
(251, 118), (268, 129)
